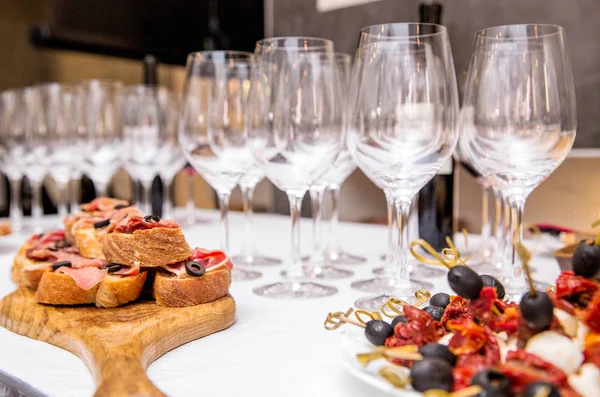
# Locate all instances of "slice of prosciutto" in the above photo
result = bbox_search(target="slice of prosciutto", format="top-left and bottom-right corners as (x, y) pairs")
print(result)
(162, 248), (233, 277)
(52, 252), (107, 269)
(56, 267), (108, 290)
(80, 197), (129, 213)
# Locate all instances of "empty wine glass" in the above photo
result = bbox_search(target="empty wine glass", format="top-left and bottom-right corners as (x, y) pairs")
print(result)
(123, 85), (182, 216)
(302, 52), (355, 280)
(81, 80), (124, 198)
(231, 166), (282, 267)
(21, 86), (48, 232)
(179, 50), (261, 281)
(248, 37), (344, 299)
(348, 23), (460, 310)
(157, 89), (185, 220)
(39, 83), (82, 222)
(0, 89), (24, 231)
(460, 24), (576, 299)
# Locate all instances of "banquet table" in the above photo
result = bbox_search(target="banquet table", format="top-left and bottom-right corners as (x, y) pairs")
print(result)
(0, 210), (561, 397)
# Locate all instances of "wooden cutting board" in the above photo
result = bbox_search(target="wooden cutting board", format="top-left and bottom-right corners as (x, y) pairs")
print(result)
(0, 287), (236, 397)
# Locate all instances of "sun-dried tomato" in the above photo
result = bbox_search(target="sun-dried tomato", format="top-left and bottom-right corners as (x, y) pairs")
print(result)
(385, 305), (441, 348)
(581, 290), (600, 333)
(452, 354), (488, 391)
(584, 341), (600, 369)
(556, 271), (599, 302)
(548, 289), (577, 315)
(499, 349), (568, 394)
(440, 295), (474, 326)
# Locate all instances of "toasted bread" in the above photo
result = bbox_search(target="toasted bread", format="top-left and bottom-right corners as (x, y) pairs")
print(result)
(153, 267), (231, 307)
(102, 227), (192, 268)
(0, 222), (12, 236)
(36, 270), (147, 308)
(72, 222), (105, 260)
(63, 216), (77, 243)
(12, 245), (51, 289)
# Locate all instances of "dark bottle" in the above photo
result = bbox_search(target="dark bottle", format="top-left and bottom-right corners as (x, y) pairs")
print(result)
(143, 54), (158, 85)
(416, 0), (454, 252)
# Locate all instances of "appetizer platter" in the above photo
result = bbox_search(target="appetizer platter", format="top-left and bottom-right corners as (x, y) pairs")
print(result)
(326, 241), (600, 397)
(0, 197), (236, 397)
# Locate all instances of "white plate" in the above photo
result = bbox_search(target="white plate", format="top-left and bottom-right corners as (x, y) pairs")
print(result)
(338, 327), (420, 397)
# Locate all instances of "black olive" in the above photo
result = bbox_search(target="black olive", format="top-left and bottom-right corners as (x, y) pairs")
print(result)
(55, 240), (72, 249)
(364, 320), (394, 346)
(471, 369), (510, 397)
(519, 291), (554, 331)
(410, 358), (454, 392)
(423, 306), (444, 322)
(114, 204), (129, 210)
(572, 241), (600, 278)
(144, 215), (161, 222)
(429, 292), (451, 308)
(52, 261), (72, 271)
(391, 315), (406, 328)
(480, 274), (506, 299)
(47, 247), (59, 252)
(185, 260), (206, 277)
(100, 263), (123, 273)
(37, 233), (44, 239)
(93, 219), (110, 229)
(522, 382), (559, 397)
(418, 343), (456, 366)
(447, 266), (483, 300)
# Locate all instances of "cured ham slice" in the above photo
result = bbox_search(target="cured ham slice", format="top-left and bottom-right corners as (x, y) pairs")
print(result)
(52, 252), (107, 269)
(114, 216), (179, 233)
(114, 263), (140, 276)
(57, 266), (108, 290)
(161, 248), (233, 277)
(80, 197), (129, 213)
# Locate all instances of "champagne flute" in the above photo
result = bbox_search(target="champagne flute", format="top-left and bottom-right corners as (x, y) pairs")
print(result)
(248, 37), (343, 299)
(460, 24), (576, 299)
(347, 23), (460, 310)
(179, 50), (261, 281)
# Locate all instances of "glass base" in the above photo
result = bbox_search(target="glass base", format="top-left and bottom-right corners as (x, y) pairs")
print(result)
(351, 277), (432, 294)
(231, 268), (262, 281)
(231, 253), (282, 267)
(303, 266), (354, 280)
(325, 250), (367, 265)
(372, 266), (445, 279)
(355, 293), (418, 312)
(253, 281), (337, 299)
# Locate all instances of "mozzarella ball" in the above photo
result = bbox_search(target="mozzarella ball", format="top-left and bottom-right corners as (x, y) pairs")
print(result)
(526, 331), (584, 375)
(554, 308), (579, 338)
(569, 363), (600, 397)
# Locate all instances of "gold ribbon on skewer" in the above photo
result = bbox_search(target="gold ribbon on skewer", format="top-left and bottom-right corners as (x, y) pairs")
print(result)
(379, 366), (411, 388)
(423, 386), (483, 397)
(532, 386), (551, 397)
(324, 308), (366, 330)
(381, 290), (432, 318)
(357, 345), (423, 366)
(410, 232), (470, 270)
(354, 310), (383, 324)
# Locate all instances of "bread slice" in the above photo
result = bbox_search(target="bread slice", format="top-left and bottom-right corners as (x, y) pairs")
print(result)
(102, 227), (192, 268)
(72, 223), (106, 260)
(12, 245), (51, 289)
(36, 270), (147, 308)
(153, 267), (231, 307)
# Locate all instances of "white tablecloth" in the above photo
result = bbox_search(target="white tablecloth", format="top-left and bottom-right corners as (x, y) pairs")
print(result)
(0, 210), (561, 397)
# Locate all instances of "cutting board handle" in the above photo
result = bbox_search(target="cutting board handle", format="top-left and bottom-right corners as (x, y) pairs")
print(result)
(92, 352), (166, 397)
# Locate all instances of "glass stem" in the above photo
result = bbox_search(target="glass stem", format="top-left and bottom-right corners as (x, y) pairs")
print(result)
(394, 198), (412, 288)
(70, 177), (81, 214)
(328, 185), (342, 254)
(218, 192), (230, 252)
(492, 189), (505, 270)
(480, 185), (492, 258)
(162, 178), (173, 219)
(309, 187), (325, 260)
(141, 180), (153, 215)
(9, 177), (23, 231)
(30, 180), (43, 233)
(95, 180), (108, 198)
(186, 173), (196, 224)
(508, 198), (527, 291)
(56, 182), (69, 222)
(382, 190), (396, 277)
(240, 183), (256, 255)
(286, 193), (305, 279)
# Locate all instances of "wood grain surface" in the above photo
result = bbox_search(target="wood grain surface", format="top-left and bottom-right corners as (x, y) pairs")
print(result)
(0, 287), (236, 397)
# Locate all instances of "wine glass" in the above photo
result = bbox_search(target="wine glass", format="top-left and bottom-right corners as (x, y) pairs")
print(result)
(179, 50), (261, 281)
(39, 83), (82, 222)
(157, 89), (186, 220)
(247, 37), (344, 299)
(21, 86), (48, 232)
(231, 166), (283, 267)
(123, 85), (181, 216)
(460, 24), (576, 299)
(81, 80), (124, 198)
(0, 89), (24, 231)
(347, 23), (460, 310)
(302, 52), (355, 280)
